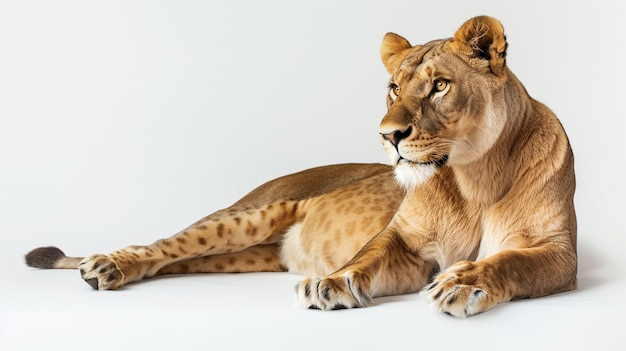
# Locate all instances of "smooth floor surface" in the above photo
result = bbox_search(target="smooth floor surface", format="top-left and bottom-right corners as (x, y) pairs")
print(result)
(3, 235), (625, 351)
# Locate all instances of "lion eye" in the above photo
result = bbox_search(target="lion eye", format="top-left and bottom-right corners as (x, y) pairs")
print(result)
(434, 79), (448, 92)
(432, 78), (450, 99)
(388, 83), (401, 101)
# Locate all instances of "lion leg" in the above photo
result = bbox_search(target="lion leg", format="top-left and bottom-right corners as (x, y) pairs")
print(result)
(78, 200), (300, 290)
(296, 230), (434, 310)
(155, 244), (286, 274)
(25, 164), (395, 290)
(423, 244), (577, 318)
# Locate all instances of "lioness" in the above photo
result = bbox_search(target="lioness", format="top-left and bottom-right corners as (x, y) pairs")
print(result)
(26, 16), (576, 317)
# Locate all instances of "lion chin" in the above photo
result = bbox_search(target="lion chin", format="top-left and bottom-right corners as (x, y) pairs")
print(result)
(393, 161), (438, 190)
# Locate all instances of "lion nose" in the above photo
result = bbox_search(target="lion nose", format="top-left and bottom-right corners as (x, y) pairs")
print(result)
(381, 126), (412, 146)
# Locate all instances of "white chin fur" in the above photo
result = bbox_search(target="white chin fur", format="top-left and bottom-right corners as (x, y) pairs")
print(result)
(393, 162), (437, 190)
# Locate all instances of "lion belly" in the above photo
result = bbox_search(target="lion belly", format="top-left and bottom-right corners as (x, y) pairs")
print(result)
(280, 172), (403, 277)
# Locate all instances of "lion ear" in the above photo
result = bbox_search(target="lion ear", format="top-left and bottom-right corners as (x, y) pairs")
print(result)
(451, 16), (508, 75)
(380, 33), (414, 75)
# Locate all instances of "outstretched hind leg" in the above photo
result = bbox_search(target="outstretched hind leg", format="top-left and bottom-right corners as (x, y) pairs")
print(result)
(78, 200), (300, 290)
(155, 244), (286, 275)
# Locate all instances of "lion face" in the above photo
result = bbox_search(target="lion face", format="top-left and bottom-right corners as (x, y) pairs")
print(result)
(379, 17), (509, 189)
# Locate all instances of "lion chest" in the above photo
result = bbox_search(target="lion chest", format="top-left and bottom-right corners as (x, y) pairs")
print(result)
(391, 173), (485, 270)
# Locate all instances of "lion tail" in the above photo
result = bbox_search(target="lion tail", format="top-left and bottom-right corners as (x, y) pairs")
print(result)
(25, 246), (83, 269)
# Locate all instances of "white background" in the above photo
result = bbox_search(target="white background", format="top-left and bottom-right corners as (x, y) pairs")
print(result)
(1, 1), (625, 350)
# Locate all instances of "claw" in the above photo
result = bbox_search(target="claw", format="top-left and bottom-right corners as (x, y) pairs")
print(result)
(85, 278), (99, 290)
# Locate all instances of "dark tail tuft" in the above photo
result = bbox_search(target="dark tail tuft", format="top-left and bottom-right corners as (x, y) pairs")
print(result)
(25, 246), (67, 269)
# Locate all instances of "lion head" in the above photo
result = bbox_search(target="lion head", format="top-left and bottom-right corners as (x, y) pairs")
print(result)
(379, 16), (512, 189)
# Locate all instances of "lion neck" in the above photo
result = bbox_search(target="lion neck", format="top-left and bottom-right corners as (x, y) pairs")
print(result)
(450, 70), (532, 205)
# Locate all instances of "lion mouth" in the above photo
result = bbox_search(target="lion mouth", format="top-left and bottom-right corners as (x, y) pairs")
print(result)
(400, 154), (449, 167)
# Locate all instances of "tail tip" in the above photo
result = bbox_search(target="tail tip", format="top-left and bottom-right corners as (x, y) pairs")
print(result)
(25, 246), (66, 269)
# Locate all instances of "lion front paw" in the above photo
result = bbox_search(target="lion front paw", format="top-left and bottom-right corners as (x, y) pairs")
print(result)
(423, 261), (498, 318)
(295, 271), (373, 311)
(78, 254), (126, 290)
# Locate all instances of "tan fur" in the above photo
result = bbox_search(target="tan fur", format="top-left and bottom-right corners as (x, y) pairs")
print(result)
(25, 16), (576, 317)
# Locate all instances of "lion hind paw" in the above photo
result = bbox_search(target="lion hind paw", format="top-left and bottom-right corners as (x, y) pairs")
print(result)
(78, 254), (126, 290)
